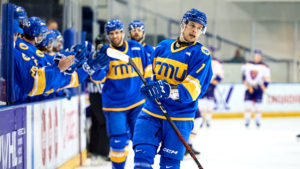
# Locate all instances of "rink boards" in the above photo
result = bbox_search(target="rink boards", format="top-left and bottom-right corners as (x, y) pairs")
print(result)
(1, 84), (300, 169)
(204, 83), (300, 118)
(0, 95), (88, 169)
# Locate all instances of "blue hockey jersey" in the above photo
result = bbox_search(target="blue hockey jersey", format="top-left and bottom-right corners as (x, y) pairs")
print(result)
(142, 42), (154, 63)
(142, 39), (213, 120)
(91, 40), (152, 111)
(13, 47), (88, 102)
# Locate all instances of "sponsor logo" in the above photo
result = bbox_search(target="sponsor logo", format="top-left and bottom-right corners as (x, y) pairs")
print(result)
(131, 47), (141, 50)
(0, 129), (25, 169)
(162, 148), (178, 155)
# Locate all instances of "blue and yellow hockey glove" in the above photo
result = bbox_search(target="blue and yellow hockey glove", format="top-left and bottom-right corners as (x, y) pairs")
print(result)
(141, 80), (171, 99)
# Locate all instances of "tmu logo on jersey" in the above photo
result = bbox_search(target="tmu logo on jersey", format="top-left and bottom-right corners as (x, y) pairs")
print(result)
(0, 129), (26, 169)
(154, 57), (187, 85)
(107, 57), (143, 79)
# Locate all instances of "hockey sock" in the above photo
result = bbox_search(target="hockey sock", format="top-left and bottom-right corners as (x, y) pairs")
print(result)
(134, 144), (157, 169)
(110, 134), (128, 169)
(160, 156), (180, 169)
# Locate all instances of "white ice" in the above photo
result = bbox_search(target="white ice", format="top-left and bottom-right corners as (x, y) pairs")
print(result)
(78, 118), (300, 169)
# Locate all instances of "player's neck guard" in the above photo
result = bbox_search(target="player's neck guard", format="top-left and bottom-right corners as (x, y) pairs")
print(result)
(177, 37), (194, 47)
(111, 41), (125, 50)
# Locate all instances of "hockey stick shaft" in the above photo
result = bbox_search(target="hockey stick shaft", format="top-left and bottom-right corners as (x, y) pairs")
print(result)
(128, 58), (204, 169)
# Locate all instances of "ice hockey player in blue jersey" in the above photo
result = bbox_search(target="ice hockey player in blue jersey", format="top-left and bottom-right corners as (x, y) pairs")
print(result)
(15, 17), (52, 67)
(90, 19), (152, 169)
(12, 20), (75, 102)
(133, 9), (213, 169)
(128, 20), (154, 62)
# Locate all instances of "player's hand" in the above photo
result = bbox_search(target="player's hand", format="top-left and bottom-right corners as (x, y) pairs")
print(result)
(58, 55), (74, 72)
(260, 84), (266, 91)
(248, 86), (254, 94)
(64, 44), (89, 74)
(82, 51), (109, 75)
(140, 80), (171, 99)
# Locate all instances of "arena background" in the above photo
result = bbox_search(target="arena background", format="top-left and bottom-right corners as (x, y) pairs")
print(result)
(0, 0), (300, 169)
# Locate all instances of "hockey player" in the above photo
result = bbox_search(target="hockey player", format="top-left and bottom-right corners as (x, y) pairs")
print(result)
(242, 50), (271, 127)
(133, 9), (213, 169)
(12, 19), (73, 102)
(198, 46), (224, 127)
(15, 17), (52, 66)
(90, 19), (152, 169)
(128, 20), (154, 61)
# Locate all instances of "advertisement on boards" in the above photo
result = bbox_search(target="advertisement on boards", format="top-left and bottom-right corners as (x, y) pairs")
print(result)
(199, 84), (300, 113)
(0, 107), (27, 169)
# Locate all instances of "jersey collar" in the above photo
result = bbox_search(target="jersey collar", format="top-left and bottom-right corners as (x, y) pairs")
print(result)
(110, 40), (128, 54)
(170, 40), (197, 53)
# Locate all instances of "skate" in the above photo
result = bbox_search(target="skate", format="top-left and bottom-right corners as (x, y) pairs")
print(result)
(185, 144), (200, 155)
(256, 122), (260, 128)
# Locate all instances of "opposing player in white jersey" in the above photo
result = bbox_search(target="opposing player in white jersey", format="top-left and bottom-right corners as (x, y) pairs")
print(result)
(128, 20), (154, 62)
(242, 50), (271, 127)
(198, 46), (224, 127)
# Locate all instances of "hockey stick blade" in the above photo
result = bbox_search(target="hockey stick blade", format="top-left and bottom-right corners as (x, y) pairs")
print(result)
(107, 48), (129, 62)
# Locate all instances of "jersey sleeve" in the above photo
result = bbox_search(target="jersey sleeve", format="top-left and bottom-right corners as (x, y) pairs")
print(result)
(140, 44), (152, 82)
(177, 47), (213, 103)
(90, 67), (108, 84)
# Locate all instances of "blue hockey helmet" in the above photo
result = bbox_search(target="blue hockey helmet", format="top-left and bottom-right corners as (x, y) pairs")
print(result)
(37, 29), (55, 48)
(128, 20), (145, 32)
(182, 8), (207, 33)
(13, 5), (28, 27)
(52, 29), (62, 39)
(52, 29), (64, 51)
(24, 17), (47, 41)
(105, 19), (124, 34)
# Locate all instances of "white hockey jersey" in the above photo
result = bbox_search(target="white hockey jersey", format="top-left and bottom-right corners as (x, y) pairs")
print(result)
(241, 61), (271, 87)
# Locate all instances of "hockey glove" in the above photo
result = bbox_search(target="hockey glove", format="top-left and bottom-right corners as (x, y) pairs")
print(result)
(82, 51), (109, 75)
(64, 44), (89, 74)
(141, 80), (171, 99)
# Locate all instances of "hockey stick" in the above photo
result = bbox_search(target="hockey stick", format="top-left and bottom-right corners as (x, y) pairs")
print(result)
(107, 48), (204, 169)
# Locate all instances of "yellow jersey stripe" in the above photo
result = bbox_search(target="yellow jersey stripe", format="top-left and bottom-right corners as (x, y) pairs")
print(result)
(65, 72), (79, 88)
(45, 89), (54, 94)
(103, 99), (145, 111)
(142, 108), (194, 121)
(182, 75), (201, 101)
(90, 76), (106, 84)
(144, 65), (152, 78)
(28, 67), (46, 96)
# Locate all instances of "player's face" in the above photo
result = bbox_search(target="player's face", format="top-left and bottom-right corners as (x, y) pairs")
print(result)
(35, 33), (45, 44)
(130, 27), (144, 42)
(108, 29), (123, 47)
(182, 21), (203, 42)
(254, 53), (262, 63)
